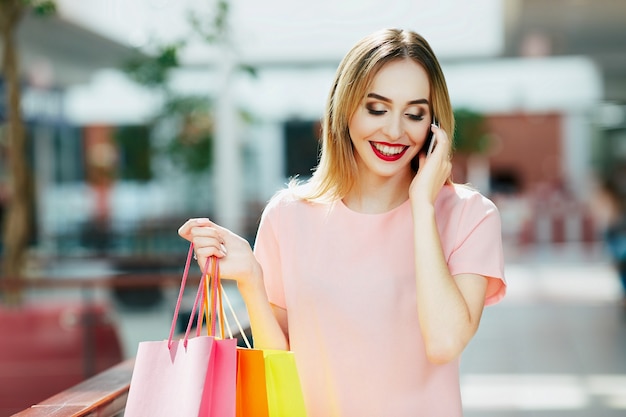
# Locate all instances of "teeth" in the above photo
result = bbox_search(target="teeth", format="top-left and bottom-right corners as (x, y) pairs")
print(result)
(373, 143), (405, 156)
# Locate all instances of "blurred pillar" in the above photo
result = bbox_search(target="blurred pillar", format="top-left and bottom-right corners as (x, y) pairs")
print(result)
(255, 122), (285, 200)
(214, 50), (244, 233)
(33, 124), (54, 253)
(562, 111), (593, 200)
(466, 154), (491, 195)
(25, 85), (63, 256)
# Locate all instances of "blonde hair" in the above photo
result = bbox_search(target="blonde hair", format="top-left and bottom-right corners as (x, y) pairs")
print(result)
(293, 28), (454, 202)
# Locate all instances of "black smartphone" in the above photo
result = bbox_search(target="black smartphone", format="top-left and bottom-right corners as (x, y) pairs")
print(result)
(423, 116), (439, 157)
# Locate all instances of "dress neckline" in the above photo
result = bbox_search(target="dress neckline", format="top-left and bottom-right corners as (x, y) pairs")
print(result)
(336, 197), (411, 216)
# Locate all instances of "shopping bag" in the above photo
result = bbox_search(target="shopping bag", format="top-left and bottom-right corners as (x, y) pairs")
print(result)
(236, 348), (269, 417)
(264, 349), (307, 417)
(218, 271), (307, 417)
(125, 245), (237, 417)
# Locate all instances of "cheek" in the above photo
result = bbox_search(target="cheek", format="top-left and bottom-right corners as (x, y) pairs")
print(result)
(349, 111), (378, 141)
(347, 122), (364, 145)
(409, 126), (430, 147)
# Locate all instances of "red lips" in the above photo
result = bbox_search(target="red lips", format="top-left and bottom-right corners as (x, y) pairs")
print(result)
(370, 142), (408, 162)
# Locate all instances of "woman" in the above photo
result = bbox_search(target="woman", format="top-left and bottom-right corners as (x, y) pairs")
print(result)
(179, 28), (506, 416)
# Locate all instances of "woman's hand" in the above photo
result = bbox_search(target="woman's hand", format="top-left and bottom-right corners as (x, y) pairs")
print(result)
(179, 218), (289, 350)
(178, 218), (261, 290)
(409, 123), (452, 205)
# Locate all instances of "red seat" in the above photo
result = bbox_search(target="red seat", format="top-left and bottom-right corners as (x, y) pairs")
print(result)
(0, 302), (124, 415)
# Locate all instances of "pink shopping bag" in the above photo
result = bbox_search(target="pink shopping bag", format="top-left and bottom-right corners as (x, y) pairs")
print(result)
(125, 245), (237, 417)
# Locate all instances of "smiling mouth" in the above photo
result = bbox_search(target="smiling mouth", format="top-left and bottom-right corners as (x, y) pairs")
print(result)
(370, 142), (408, 161)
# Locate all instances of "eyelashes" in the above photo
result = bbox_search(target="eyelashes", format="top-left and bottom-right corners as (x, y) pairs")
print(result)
(366, 106), (425, 121)
(406, 113), (425, 121)
(367, 108), (386, 116)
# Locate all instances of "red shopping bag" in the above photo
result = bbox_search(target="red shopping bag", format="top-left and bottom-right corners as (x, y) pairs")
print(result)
(125, 245), (237, 417)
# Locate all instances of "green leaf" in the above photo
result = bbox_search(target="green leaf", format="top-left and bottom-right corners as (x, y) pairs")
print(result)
(31, 0), (56, 16)
(156, 95), (215, 174)
(123, 43), (182, 87)
(453, 108), (491, 154)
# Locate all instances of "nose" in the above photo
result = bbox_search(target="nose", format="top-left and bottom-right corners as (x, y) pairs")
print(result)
(382, 115), (403, 141)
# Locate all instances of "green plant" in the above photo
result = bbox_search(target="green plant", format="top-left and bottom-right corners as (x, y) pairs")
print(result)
(122, 0), (256, 177)
(453, 108), (491, 154)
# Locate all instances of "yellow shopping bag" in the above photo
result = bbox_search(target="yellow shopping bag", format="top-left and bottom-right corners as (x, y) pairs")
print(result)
(264, 350), (307, 417)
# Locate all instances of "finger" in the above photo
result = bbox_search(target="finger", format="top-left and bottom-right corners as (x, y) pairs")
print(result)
(417, 152), (427, 170)
(433, 125), (450, 150)
(195, 244), (227, 259)
(178, 219), (198, 240)
(432, 134), (451, 161)
(191, 234), (226, 250)
(181, 218), (234, 256)
(190, 225), (223, 241)
(178, 218), (217, 239)
(178, 217), (208, 234)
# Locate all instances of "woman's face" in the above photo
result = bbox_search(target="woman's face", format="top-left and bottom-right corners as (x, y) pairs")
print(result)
(348, 58), (432, 180)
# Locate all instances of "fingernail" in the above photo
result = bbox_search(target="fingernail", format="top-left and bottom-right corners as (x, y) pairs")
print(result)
(196, 218), (210, 224)
(431, 123), (438, 128)
(220, 243), (228, 255)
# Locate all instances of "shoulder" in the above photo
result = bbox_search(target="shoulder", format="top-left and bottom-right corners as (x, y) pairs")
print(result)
(437, 183), (498, 215)
(262, 185), (315, 219)
(258, 186), (330, 242)
(436, 184), (500, 230)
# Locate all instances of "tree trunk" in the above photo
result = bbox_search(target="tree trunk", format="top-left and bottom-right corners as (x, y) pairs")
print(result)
(1, 1), (30, 302)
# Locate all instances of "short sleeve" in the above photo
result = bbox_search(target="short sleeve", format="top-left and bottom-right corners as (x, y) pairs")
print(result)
(253, 200), (287, 309)
(446, 192), (506, 306)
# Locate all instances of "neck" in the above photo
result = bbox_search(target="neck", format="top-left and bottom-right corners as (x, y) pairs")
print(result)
(342, 170), (413, 214)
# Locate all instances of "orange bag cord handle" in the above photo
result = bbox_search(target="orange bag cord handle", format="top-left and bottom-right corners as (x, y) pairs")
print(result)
(195, 254), (226, 339)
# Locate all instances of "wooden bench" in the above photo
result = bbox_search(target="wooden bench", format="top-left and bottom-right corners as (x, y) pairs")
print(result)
(11, 359), (134, 417)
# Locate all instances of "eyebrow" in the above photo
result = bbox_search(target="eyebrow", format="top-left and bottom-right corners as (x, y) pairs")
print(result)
(367, 93), (429, 106)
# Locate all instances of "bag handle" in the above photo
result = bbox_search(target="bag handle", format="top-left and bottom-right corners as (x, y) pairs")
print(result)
(197, 255), (222, 338)
(167, 243), (194, 348)
(168, 243), (220, 349)
(208, 256), (252, 349)
(197, 256), (253, 349)
(221, 281), (252, 349)
(169, 246), (252, 349)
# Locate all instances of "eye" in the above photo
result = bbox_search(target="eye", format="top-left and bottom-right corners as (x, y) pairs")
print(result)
(366, 104), (386, 116)
(405, 113), (425, 121)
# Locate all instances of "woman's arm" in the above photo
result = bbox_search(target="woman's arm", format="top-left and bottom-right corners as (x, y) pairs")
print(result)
(411, 202), (488, 364)
(178, 218), (288, 350)
(236, 265), (290, 350)
(409, 124), (488, 364)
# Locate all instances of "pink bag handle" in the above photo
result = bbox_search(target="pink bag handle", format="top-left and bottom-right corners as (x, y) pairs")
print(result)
(167, 243), (217, 349)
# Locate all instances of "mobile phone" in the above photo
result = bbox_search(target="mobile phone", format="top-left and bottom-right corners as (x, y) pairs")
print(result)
(424, 116), (439, 157)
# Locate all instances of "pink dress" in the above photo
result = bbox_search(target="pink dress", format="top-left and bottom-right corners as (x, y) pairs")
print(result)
(254, 184), (506, 417)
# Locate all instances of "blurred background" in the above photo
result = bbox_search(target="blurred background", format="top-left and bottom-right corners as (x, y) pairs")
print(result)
(1, 0), (625, 415)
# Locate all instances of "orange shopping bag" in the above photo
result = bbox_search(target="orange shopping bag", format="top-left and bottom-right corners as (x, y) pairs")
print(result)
(236, 348), (270, 417)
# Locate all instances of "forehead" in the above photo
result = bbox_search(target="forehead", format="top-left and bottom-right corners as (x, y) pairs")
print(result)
(368, 59), (430, 100)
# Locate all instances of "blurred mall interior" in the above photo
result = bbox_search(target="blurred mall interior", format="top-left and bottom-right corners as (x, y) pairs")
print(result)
(2, 0), (626, 254)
